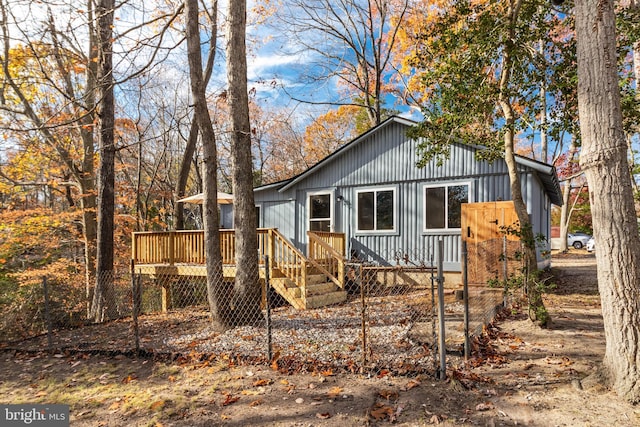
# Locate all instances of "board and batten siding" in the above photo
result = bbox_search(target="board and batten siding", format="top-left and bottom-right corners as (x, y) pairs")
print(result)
(254, 118), (554, 272)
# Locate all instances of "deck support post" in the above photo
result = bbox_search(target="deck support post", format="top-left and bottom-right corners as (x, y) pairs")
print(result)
(161, 282), (172, 312)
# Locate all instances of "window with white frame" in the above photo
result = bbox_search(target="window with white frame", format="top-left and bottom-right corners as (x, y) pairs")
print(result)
(356, 187), (396, 232)
(424, 183), (469, 230)
(309, 193), (332, 232)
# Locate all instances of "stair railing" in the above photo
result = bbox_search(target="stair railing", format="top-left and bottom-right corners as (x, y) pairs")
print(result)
(307, 231), (345, 289)
(267, 229), (308, 299)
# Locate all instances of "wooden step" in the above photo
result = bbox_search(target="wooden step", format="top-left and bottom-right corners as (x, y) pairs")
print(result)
(305, 290), (348, 309)
(269, 270), (346, 310)
(306, 273), (329, 285)
(306, 281), (339, 296)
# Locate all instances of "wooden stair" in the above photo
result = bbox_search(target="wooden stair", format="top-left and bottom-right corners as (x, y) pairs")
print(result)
(270, 271), (347, 310)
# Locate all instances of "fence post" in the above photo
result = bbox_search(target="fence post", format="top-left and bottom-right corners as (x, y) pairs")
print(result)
(430, 255), (437, 375)
(42, 276), (53, 354)
(503, 235), (508, 307)
(359, 263), (367, 373)
(264, 255), (272, 362)
(131, 260), (140, 355)
(462, 240), (470, 361)
(437, 239), (446, 380)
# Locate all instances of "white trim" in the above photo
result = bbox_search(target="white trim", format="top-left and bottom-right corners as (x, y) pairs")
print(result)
(307, 190), (335, 232)
(354, 186), (398, 234)
(422, 181), (471, 233)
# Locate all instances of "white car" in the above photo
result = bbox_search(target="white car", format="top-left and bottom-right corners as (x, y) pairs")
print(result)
(586, 237), (595, 252)
(567, 232), (592, 249)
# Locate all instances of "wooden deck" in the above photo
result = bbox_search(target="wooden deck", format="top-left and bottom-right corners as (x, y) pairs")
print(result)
(132, 229), (348, 310)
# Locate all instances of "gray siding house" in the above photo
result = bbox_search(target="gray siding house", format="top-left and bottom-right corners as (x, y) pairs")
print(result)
(251, 116), (562, 274)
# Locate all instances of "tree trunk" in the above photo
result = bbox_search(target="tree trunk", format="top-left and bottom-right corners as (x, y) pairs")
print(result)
(497, 0), (547, 325)
(184, 0), (229, 327)
(557, 179), (571, 253)
(558, 138), (579, 253)
(174, 14), (215, 231)
(226, 0), (263, 326)
(174, 119), (199, 230)
(91, 0), (116, 322)
(576, 0), (640, 403)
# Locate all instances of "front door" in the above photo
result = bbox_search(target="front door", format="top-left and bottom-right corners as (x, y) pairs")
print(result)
(461, 201), (520, 286)
(308, 192), (333, 232)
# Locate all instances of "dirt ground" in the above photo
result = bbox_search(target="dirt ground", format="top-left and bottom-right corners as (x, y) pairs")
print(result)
(1, 251), (639, 426)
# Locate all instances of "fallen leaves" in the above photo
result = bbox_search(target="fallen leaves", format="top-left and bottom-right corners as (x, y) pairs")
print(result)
(545, 356), (573, 366)
(222, 394), (240, 406)
(378, 389), (399, 401)
(252, 378), (272, 387)
(370, 403), (395, 420)
(475, 402), (495, 411)
(249, 399), (263, 407)
(327, 386), (343, 398)
(149, 400), (165, 411)
(403, 378), (421, 391)
(121, 374), (138, 384)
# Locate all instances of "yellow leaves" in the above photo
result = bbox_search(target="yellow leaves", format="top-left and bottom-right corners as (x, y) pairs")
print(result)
(253, 378), (272, 387)
(121, 373), (138, 384)
(320, 369), (335, 377)
(149, 400), (165, 411)
(0, 208), (84, 286)
(326, 386), (343, 398)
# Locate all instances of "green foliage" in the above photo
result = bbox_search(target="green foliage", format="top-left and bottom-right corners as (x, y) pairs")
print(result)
(499, 221), (547, 252)
(405, 0), (575, 164)
(494, 220), (554, 326)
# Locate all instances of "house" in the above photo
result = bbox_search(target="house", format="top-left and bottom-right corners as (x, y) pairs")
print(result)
(132, 116), (562, 309)
(252, 116), (561, 281)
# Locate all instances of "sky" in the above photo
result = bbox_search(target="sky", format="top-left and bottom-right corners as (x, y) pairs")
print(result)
(4, 0), (419, 127)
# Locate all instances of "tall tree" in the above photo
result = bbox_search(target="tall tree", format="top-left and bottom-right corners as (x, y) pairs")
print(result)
(184, 0), (228, 326)
(91, 0), (117, 322)
(403, 0), (568, 324)
(174, 3), (218, 231)
(226, 0), (263, 326)
(275, 0), (409, 128)
(574, 0), (640, 403)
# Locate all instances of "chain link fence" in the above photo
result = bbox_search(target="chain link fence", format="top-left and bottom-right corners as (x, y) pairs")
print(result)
(1, 239), (525, 379)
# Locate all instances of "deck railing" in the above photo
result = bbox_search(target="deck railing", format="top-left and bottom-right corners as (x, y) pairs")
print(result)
(132, 229), (273, 265)
(132, 229), (346, 295)
(308, 231), (346, 255)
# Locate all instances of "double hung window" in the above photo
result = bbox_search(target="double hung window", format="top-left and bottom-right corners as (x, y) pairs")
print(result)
(356, 187), (396, 232)
(424, 183), (469, 231)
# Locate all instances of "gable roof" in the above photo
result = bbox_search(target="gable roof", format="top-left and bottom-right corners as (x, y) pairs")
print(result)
(277, 116), (416, 192)
(255, 115), (562, 206)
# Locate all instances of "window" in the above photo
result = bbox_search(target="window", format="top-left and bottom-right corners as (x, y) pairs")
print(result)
(356, 188), (395, 232)
(255, 206), (261, 228)
(424, 183), (469, 230)
(309, 193), (332, 232)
